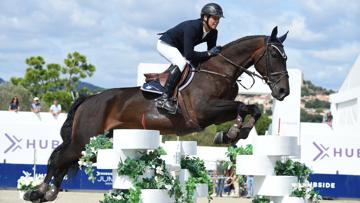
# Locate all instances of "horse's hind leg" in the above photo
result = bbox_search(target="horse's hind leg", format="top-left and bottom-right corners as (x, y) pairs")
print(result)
(23, 146), (61, 202)
(42, 144), (82, 202)
(42, 167), (69, 202)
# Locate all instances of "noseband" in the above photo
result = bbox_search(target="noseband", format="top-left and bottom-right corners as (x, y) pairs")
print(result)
(252, 40), (289, 90)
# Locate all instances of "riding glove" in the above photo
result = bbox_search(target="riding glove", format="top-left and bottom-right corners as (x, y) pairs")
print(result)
(208, 46), (222, 56)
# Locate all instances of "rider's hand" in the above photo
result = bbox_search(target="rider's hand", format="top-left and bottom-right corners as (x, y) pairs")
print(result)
(208, 46), (222, 56)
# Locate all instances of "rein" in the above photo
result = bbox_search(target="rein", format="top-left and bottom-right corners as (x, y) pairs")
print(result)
(197, 40), (288, 90)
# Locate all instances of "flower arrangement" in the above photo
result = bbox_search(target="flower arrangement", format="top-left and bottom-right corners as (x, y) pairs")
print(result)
(252, 195), (270, 203)
(291, 180), (322, 203)
(275, 159), (322, 203)
(104, 147), (180, 202)
(180, 155), (213, 203)
(100, 187), (141, 203)
(17, 171), (45, 191)
(274, 159), (312, 183)
(78, 132), (113, 182)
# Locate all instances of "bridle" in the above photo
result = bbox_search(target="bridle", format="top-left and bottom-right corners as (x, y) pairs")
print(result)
(198, 38), (288, 90)
(252, 40), (289, 90)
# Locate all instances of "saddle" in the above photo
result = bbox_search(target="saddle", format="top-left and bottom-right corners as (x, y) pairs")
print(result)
(141, 64), (193, 96)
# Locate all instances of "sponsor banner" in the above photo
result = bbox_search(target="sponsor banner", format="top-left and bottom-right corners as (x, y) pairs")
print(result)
(301, 135), (360, 175)
(0, 163), (112, 190)
(310, 174), (360, 198)
(0, 123), (63, 164)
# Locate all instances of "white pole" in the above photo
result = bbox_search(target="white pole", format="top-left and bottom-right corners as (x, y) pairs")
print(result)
(33, 148), (36, 177)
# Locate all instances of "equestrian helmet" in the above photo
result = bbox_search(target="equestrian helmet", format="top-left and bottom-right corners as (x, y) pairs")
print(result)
(201, 3), (224, 18)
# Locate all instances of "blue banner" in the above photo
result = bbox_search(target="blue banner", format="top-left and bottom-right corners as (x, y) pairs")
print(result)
(0, 163), (112, 190)
(310, 173), (360, 198)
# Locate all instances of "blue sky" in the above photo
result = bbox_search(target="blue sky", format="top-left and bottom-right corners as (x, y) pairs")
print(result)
(0, 0), (359, 90)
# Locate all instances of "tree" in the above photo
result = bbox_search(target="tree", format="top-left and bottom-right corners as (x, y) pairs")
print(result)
(10, 52), (96, 112)
(62, 52), (96, 96)
(255, 113), (272, 135)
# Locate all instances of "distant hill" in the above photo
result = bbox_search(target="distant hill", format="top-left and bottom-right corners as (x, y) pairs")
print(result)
(77, 81), (105, 93)
(0, 77), (104, 93)
(301, 80), (335, 96)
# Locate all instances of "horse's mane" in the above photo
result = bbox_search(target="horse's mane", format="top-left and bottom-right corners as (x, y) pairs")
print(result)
(222, 35), (266, 49)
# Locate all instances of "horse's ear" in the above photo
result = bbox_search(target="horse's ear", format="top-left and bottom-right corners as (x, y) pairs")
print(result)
(278, 31), (289, 43)
(270, 26), (278, 41)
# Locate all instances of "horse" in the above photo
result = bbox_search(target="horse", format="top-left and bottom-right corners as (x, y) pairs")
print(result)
(25, 26), (289, 202)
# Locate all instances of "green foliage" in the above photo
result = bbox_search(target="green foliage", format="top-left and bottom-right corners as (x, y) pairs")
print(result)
(215, 120), (234, 133)
(10, 52), (96, 112)
(291, 181), (322, 203)
(252, 196), (270, 203)
(116, 147), (180, 202)
(300, 109), (323, 123)
(274, 159), (312, 183)
(255, 113), (272, 135)
(0, 83), (33, 111)
(62, 52), (96, 93)
(304, 99), (330, 109)
(78, 133), (113, 182)
(100, 187), (141, 203)
(302, 80), (335, 95)
(162, 125), (222, 146)
(225, 145), (253, 162)
(180, 156), (213, 202)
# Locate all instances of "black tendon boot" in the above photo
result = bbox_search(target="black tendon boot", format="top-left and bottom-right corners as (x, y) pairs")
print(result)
(155, 65), (182, 114)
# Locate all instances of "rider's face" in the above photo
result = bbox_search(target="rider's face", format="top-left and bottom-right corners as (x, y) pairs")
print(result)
(204, 15), (220, 31)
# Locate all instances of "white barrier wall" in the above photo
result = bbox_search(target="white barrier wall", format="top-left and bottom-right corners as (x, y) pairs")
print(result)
(0, 111), (65, 165)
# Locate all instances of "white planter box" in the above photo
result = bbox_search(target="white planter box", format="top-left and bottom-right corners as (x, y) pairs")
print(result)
(195, 183), (208, 197)
(113, 129), (160, 150)
(96, 149), (120, 169)
(253, 136), (299, 156)
(272, 196), (310, 203)
(140, 189), (174, 203)
(179, 169), (191, 184)
(254, 175), (297, 196)
(163, 141), (197, 157)
(236, 155), (279, 175)
(112, 172), (133, 189)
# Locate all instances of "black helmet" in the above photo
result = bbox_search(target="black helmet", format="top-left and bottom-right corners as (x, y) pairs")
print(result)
(201, 3), (224, 18)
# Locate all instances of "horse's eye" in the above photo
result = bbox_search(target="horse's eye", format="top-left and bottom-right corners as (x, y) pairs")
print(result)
(271, 50), (277, 57)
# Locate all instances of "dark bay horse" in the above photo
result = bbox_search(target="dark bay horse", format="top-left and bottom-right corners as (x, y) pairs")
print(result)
(25, 26), (289, 202)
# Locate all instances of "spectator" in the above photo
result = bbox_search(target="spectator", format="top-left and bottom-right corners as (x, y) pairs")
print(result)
(246, 175), (254, 198)
(224, 166), (237, 196)
(8, 96), (20, 112)
(215, 160), (225, 197)
(50, 100), (62, 117)
(31, 97), (41, 113)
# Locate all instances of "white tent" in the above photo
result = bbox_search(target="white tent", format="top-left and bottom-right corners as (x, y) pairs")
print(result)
(329, 54), (360, 135)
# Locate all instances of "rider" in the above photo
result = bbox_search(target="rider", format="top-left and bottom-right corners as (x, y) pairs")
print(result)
(156, 3), (224, 114)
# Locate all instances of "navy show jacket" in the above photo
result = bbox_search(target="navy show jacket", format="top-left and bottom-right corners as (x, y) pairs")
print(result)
(159, 18), (218, 65)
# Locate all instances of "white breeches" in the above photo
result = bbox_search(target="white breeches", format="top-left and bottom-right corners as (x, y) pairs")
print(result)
(157, 40), (187, 71)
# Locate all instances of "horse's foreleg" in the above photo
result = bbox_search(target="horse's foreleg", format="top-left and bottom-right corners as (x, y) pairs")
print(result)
(229, 104), (261, 144)
(214, 103), (261, 145)
(42, 168), (68, 202)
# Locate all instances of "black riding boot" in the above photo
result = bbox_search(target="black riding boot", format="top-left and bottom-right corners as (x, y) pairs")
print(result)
(155, 65), (182, 114)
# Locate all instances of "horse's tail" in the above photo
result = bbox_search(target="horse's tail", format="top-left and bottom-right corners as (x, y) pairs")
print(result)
(47, 95), (88, 176)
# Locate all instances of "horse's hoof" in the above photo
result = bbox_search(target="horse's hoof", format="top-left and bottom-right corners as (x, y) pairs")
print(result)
(213, 131), (224, 144)
(44, 188), (59, 202)
(23, 190), (44, 202)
